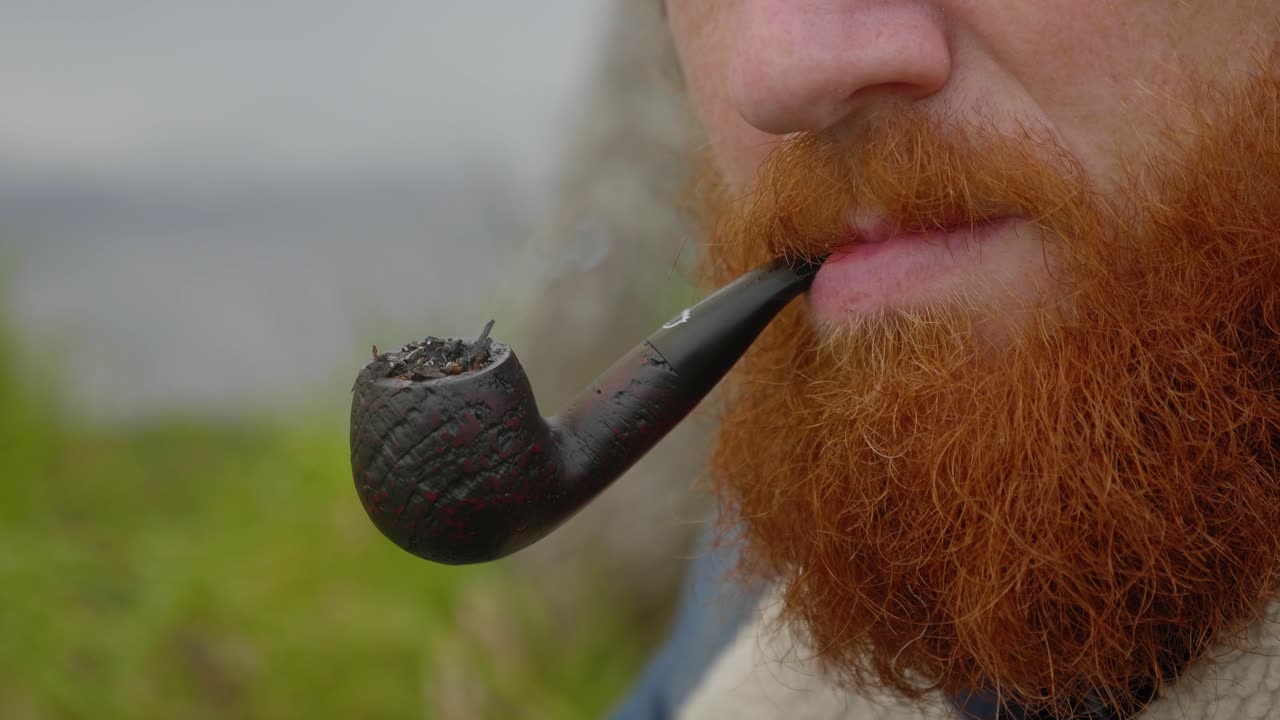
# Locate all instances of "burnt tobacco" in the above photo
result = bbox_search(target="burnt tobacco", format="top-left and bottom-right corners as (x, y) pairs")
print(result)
(362, 319), (496, 384)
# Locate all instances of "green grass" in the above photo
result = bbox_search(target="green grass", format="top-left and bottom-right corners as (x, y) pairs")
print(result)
(0, 327), (650, 719)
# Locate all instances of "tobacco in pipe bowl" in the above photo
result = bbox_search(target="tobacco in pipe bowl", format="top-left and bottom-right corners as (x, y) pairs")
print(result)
(350, 256), (821, 565)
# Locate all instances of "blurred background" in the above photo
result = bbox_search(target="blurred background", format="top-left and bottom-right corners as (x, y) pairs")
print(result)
(2, 2), (715, 717)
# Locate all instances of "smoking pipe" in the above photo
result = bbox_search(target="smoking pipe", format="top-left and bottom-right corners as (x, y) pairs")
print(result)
(350, 256), (821, 565)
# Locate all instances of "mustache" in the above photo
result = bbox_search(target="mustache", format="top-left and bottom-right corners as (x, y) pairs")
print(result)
(700, 57), (1280, 715)
(701, 112), (1095, 270)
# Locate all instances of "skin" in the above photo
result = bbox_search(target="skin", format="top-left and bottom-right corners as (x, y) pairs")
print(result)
(666, 0), (1280, 321)
(671, 3), (1280, 707)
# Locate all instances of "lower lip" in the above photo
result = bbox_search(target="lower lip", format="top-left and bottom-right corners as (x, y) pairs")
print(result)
(808, 219), (1015, 324)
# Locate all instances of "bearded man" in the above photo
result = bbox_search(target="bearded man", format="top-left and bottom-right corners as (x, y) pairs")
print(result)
(611, 2), (1280, 719)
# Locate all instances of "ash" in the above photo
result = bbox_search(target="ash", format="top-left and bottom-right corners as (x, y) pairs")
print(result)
(359, 319), (495, 385)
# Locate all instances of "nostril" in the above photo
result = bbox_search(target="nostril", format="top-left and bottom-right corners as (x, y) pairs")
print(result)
(858, 81), (936, 102)
(727, 2), (952, 136)
(837, 80), (943, 119)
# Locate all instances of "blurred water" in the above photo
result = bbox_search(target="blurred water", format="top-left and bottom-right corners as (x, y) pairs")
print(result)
(5, 171), (535, 419)
(0, 2), (609, 421)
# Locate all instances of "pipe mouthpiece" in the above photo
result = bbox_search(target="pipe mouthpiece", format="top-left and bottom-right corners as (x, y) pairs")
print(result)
(350, 256), (822, 564)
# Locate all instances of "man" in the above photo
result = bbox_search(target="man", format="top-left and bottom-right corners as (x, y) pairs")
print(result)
(616, 2), (1280, 718)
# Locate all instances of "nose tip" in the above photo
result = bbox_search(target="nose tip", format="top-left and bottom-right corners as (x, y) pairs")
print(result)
(728, 2), (952, 135)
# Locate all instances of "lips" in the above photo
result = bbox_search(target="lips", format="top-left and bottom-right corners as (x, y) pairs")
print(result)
(807, 217), (1022, 324)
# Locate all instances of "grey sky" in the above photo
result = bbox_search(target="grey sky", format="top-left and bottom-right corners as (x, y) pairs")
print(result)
(0, 2), (607, 184)
(1, 3), (615, 420)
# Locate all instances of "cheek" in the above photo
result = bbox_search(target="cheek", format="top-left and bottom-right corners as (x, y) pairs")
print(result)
(708, 123), (783, 191)
(668, 0), (783, 191)
(974, 0), (1267, 188)
(960, 2), (1162, 178)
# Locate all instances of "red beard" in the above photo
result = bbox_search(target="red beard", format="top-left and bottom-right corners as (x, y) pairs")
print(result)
(697, 57), (1280, 715)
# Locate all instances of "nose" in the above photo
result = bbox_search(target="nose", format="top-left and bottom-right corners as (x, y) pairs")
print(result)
(728, 0), (953, 135)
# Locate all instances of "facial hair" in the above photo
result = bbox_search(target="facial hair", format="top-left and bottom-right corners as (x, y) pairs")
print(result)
(697, 59), (1280, 715)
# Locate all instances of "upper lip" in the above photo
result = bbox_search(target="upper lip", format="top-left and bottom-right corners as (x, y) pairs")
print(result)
(773, 211), (1020, 262)
(842, 213), (1018, 245)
